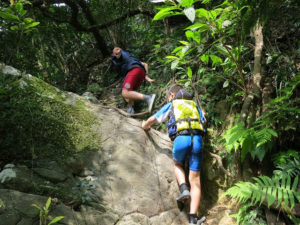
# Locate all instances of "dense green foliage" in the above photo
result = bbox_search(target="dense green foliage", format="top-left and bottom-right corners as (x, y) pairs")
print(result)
(1, 0), (300, 224)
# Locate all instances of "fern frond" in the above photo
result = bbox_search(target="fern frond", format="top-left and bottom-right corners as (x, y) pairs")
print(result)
(274, 158), (300, 179)
(230, 203), (252, 225)
(223, 175), (299, 210)
(272, 150), (299, 165)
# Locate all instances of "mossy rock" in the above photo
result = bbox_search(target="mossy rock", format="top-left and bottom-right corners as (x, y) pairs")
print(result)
(0, 70), (101, 163)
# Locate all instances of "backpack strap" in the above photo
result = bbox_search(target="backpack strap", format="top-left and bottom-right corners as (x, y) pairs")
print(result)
(167, 118), (202, 128)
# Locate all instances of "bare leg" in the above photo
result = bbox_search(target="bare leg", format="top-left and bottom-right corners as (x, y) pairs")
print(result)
(189, 170), (201, 214)
(174, 162), (186, 185)
(122, 89), (144, 101)
(124, 98), (134, 106)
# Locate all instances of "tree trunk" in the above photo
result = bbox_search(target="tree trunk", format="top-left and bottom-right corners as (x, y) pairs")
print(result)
(240, 24), (263, 124)
(235, 23), (264, 179)
(77, 0), (110, 57)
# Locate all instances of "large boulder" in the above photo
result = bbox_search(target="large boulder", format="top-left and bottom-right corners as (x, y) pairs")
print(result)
(0, 64), (235, 225)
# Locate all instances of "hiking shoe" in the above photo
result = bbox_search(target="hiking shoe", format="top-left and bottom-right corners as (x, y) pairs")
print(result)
(146, 94), (156, 113)
(127, 106), (135, 114)
(176, 189), (191, 202)
(189, 216), (206, 225)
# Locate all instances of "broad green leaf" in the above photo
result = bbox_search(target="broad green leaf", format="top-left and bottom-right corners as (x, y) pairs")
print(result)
(185, 30), (194, 41)
(166, 56), (179, 60)
(172, 46), (184, 53)
(48, 216), (65, 225)
(185, 23), (208, 32)
(200, 54), (209, 64)
(186, 30), (200, 43)
(171, 60), (179, 70)
(16, 2), (23, 13)
(223, 80), (229, 88)
(181, 45), (190, 55)
(0, 11), (20, 22)
(186, 66), (192, 78)
(10, 25), (19, 30)
(45, 197), (51, 210)
(215, 44), (229, 56)
(24, 17), (33, 23)
(179, 40), (189, 46)
(222, 19), (232, 28)
(19, 9), (27, 17)
(184, 6), (195, 23)
(31, 204), (42, 211)
(210, 55), (222, 66)
(23, 22), (40, 29)
(209, 10), (217, 19)
(181, 0), (193, 8)
(153, 7), (178, 21)
(192, 31), (201, 43)
(196, 8), (209, 20)
(197, 68), (205, 75)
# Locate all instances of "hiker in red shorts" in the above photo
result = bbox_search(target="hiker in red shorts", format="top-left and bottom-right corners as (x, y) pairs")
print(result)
(112, 47), (156, 114)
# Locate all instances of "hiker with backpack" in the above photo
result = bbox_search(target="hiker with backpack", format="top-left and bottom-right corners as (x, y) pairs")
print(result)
(142, 84), (206, 225)
(112, 47), (156, 114)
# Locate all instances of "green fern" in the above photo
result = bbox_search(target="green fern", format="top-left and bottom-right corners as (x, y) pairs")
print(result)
(231, 205), (267, 225)
(273, 151), (300, 179)
(230, 203), (252, 225)
(275, 159), (300, 178)
(272, 150), (299, 165)
(223, 122), (277, 162)
(223, 175), (300, 210)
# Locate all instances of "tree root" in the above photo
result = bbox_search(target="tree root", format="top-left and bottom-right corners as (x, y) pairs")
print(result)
(101, 105), (149, 117)
(208, 152), (232, 177)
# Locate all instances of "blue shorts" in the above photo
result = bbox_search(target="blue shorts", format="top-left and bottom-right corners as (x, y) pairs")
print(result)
(173, 135), (203, 171)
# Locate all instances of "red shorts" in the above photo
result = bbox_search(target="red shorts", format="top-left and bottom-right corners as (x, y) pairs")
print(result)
(122, 67), (145, 91)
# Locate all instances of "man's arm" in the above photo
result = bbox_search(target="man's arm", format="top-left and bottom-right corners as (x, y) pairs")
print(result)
(142, 62), (149, 74)
(141, 62), (155, 83)
(142, 116), (157, 130)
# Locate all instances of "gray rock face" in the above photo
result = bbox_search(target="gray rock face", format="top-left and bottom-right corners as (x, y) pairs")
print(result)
(0, 89), (188, 224)
(82, 91), (100, 104)
(0, 64), (233, 225)
(0, 64), (21, 76)
(93, 107), (179, 219)
(0, 104), (186, 224)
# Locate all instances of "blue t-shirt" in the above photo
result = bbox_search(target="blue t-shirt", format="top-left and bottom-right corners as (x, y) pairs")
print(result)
(153, 101), (206, 128)
(112, 50), (145, 77)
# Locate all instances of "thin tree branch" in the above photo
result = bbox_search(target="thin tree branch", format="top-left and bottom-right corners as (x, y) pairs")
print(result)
(208, 152), (232, 177)
(88, 8), (154, 30)
(101, 105), (149, 118)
